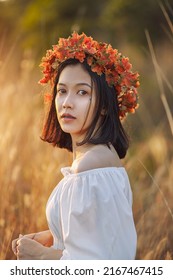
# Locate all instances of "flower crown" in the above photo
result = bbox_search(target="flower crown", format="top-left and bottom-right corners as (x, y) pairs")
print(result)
(39, 32), (140, 119)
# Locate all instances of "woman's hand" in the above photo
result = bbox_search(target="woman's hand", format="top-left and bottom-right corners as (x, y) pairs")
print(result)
(16, 236), (62, 260)
(16, 237), (47, 260)
(12, 230), (53, 256)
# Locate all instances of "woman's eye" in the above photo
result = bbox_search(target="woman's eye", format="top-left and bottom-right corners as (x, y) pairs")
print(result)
(57, 88), (66, 95)
(77, 90), (87, 96)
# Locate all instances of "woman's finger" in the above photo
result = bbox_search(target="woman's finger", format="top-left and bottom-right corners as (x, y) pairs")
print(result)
(12, 234), (24, 256)
(12, 238), (18, 255)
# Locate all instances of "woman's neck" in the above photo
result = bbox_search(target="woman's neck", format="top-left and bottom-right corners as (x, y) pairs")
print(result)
(72, 142), (110, 163)
(72, 142), (92, 161)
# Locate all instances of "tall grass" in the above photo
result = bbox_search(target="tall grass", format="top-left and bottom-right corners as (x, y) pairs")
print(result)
(133, 3), (173, 258)
(0, 67), (72, 259)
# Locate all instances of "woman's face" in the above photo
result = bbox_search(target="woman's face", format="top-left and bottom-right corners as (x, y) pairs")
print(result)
(55, 63), (96, 142)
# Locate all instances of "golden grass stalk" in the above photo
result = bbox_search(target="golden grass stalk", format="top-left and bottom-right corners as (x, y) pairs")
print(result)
(159, 1), (173, 34)
(145, 29), (173, 136)
(155, 64), (173, 96)
(137, 159), (173, 222)
(160, 93), (173, 135)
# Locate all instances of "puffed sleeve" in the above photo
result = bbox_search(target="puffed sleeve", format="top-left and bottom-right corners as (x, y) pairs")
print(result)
(59, 168), (137, 260)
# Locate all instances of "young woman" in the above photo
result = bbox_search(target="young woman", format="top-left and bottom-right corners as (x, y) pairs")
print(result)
(12, 32), (140, 260)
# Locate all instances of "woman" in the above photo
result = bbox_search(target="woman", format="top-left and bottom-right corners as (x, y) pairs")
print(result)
(12, 32), (140, 260)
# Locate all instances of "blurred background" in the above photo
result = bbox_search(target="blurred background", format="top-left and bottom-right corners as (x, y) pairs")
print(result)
(0, 0), (173, 259)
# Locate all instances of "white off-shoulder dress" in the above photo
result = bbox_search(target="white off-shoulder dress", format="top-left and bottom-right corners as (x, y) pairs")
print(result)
(46, 167), (137, 260)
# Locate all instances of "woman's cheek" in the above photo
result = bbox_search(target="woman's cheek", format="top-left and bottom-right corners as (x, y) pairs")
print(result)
(55, 99), (61, 119)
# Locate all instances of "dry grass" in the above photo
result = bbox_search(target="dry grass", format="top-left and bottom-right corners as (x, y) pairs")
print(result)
(126, 134), (173, 259)
(0, 72), (72, 259)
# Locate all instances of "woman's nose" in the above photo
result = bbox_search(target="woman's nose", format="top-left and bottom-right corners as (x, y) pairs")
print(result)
(62, 94), (73, 109)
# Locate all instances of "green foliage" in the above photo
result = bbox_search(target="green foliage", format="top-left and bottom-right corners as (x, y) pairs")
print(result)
(15, 0), (106, 55)
(100, 0), (168, 45)
(0, 0), (172, 57)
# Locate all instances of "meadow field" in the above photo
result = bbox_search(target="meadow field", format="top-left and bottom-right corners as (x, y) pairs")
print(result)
(0, 30), (173, 260)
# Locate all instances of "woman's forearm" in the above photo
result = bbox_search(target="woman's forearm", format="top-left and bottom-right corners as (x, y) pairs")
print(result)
(41, 247), (63, 260)
(33, 230), (53, 247)
(23, 229), (53, 247)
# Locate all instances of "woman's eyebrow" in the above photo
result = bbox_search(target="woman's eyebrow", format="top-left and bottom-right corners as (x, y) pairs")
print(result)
(57, 83), (66, 86)
(57, 82), (92, 88)
(76, 83), (92, 88)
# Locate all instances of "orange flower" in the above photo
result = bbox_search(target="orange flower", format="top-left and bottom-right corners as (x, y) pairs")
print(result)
(87, 56), (94, 66)
(44, 92), (53, 103)
(74, 51), (86, 62)
(91, 64), (104, 75)
(121, 57), (132, 71)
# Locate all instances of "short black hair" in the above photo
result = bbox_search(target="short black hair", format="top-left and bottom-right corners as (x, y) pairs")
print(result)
(41, 58), (129, 158)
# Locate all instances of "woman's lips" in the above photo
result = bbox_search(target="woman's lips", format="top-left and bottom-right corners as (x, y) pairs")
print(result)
(61, 113), (76, 120)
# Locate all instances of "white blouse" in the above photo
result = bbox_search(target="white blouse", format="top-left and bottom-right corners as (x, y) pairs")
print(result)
(46, 167), (137, 260)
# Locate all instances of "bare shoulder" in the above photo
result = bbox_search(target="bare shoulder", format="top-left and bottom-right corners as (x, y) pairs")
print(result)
(73, 144), (122, 174)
